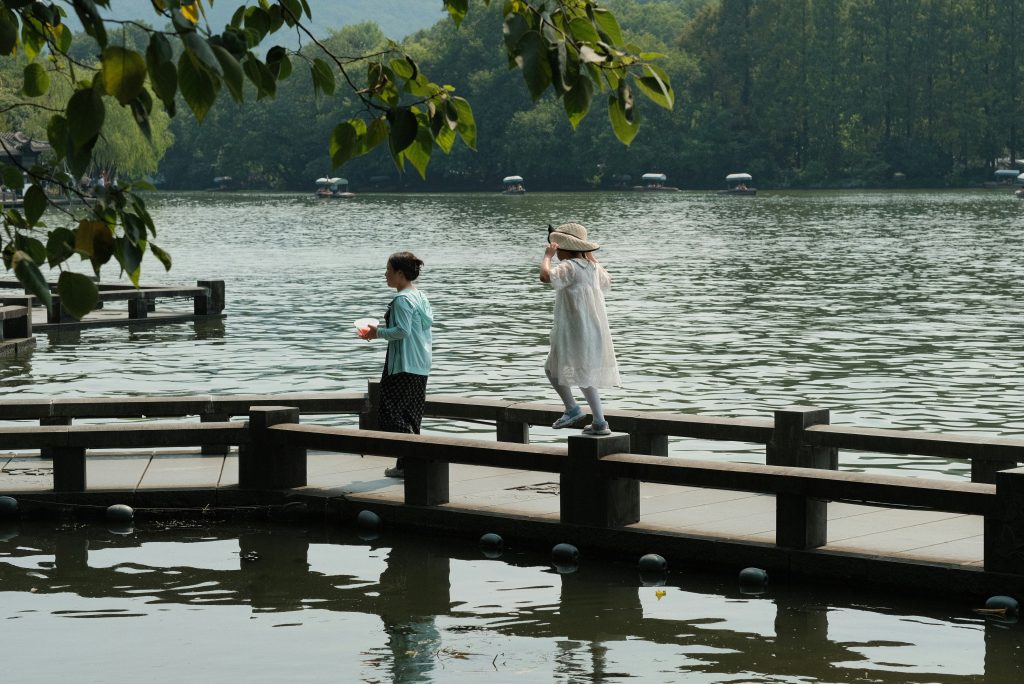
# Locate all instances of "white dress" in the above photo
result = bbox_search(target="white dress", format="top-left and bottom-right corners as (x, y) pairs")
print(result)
(545, 259), (621, 388)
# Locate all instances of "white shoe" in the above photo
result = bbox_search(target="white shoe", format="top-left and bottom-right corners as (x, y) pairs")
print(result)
(552, 406), (585, 429)
(582, 422), (611, 436)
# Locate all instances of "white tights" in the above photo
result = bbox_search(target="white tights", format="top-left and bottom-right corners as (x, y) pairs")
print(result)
(545, 367), (606, 425)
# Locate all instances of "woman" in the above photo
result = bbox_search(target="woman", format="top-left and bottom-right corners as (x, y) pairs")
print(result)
(539, 222), (620, 435)
(360, 251), (433, 478)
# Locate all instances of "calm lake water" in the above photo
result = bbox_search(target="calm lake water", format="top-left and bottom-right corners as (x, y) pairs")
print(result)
(1, 521), (1021, 683)
(2, 190), (1023, 680)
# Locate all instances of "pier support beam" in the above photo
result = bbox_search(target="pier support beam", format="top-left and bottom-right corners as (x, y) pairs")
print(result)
(239, 406), (305, 490)
(359, 380), (380, 430)
(195, 279), (225, 315)
(768, 407), (835, 550)
(201, 412), (230, 456)
(52, 445), (86, 492)
(629, 431), (668, 457)
(496, 419), (529, 444)
(40, 416), (71, 460)
(561, 433), (637, 527)
(404, 457), (449, 507)
(984, 466), (1024, 575)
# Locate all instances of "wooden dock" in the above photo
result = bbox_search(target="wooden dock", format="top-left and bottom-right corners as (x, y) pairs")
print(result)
(2, 387), (1023, 599)
(0, 279), (225, 332)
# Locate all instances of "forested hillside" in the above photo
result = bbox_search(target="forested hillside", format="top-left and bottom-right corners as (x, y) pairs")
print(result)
(153, 0), (1024, 190)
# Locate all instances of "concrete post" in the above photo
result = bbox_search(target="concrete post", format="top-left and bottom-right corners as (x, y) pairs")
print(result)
(47, 295), (74, 323)
(128, 297), (148, 319)
(239, 406), (305, 490)
(201, 412), (231, 456)
(52, 446), (86, 492)
(496, 419), (529, 444)
(972, 457), (1015, 484)
(195, 280), (225, 315)
(1, 296), (32, 338)
(560, 433), (637, 527)
(630, 431), (668, 456)
(40, 416), (71, 460)
(984, 466), (1024, 575)
(767, 407), (835, 550)
(404, 456), (449, 507)
(359, 380), (380, 430)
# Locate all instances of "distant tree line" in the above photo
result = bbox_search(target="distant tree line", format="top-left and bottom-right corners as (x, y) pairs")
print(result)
(157, 0), (1024, 190)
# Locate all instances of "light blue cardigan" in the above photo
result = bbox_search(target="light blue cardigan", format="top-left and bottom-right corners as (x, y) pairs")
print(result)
(377, 288), (433, 376)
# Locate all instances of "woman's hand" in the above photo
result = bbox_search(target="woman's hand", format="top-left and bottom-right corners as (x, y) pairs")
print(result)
(360, 324), (378, 340)
(545, 242), (559, 257)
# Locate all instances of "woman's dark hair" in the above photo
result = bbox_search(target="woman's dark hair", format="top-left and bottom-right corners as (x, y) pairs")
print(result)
(388, 251), (424, 281)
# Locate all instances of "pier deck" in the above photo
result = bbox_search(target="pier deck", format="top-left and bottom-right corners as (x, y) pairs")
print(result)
(0, 447), (985, 570)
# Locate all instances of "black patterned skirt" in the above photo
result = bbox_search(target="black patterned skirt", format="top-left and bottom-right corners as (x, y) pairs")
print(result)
(378, 371), (428, 434)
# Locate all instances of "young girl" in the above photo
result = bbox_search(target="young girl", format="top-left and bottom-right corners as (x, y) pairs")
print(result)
(360, 251), (433, 477)
(539, 222), (620, 434)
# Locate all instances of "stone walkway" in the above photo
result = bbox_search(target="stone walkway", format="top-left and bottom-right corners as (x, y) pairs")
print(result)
(0, 447), (983, 569)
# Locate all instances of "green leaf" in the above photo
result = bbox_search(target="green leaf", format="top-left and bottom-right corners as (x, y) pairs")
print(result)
(56, 271), (98, 320)
(15, 233), (46, 265)
(329, 121), (360, 168)
(568, 18), (601, 45)
(360, 116), (388, 154)
(23, 62), (49, 97)
(46, 227), (75, 267)
(387, 107), (418, 154)
(177, 51), (219, 122)
(634, 64), (674, 110)
(12, 250), (51, 311)
(1, 164), (23, 189)
(23, 184), (46, 225)
(212, 44), (244, 102)
(74, 219), (114, 273)
(243, 55), (276, 98)
(280, 0), (302, 24)
(515, 31), (552, 100)
(451, 97), (476, 150)
(149, 242), (172, 271)
(403, 114), (433, 179)
(591, 8), (624, 45)
(608, 91), (640, 146)
(114, 236), (143, 285)
(563, 76), (593, 129)
(444, 0), (468, 27)
(66, 87), (105, 147)
(100, 46), (146, 105)
(311, 58), (335, 97)
(0, 9), (18, 56)
(147, 33), (178, 115)
(182, 31), (223, 77)
(66, 135), (98, 179)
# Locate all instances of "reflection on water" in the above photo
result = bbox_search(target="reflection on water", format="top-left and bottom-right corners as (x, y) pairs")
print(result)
(2, 190), (1023, 478)
(0, 522), (1019, 682)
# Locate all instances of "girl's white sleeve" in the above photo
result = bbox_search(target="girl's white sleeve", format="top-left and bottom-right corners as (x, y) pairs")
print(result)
(548, 260), (576, 289)
(598, 265), (611, 292)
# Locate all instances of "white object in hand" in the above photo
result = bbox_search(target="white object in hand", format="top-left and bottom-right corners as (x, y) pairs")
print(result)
(353, 317), (379, 334)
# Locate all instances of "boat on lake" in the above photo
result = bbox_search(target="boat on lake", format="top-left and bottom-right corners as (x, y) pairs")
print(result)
(502, 175), (526, 194)
(315, 177), (355, 199)
(633, 172), (680, 191)
(209, 176), (234, 191)
(719, 173), (757, 196)
(983, 169), (1020, 188)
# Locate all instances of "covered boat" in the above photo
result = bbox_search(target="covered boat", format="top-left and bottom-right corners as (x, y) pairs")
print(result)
(719, 173), (757, 196)
(983, 169), (1021, 188)
(502, 175), (526, 194)
(633, 172), (679, 191)
(315, 176), (355, 198)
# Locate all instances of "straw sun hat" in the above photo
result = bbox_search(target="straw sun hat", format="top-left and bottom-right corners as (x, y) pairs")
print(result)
(549, 222), (599, 252)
